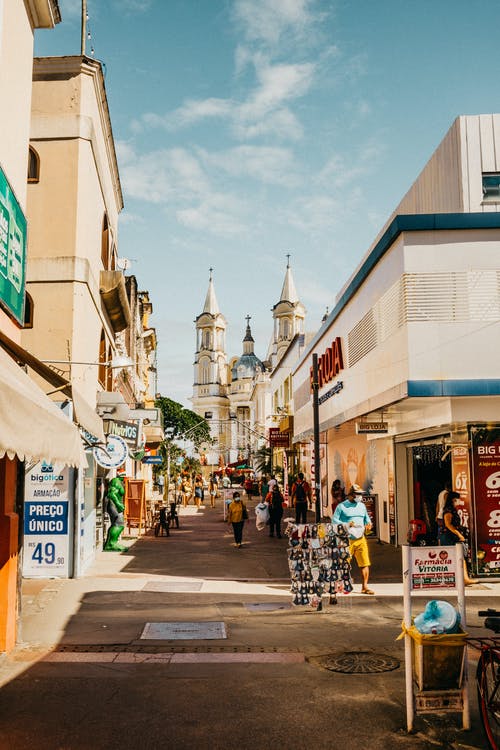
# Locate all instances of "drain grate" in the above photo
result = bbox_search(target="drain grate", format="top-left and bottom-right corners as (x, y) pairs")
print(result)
(140, 621), (227, 640)
(316, 651), (400, 674)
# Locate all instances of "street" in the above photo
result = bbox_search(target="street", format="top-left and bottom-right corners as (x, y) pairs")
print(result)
(0, 495), (496, 750)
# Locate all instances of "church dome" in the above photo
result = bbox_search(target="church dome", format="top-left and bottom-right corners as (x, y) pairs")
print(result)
(231, 316), (264, 380)
(231, 352), (264, 381)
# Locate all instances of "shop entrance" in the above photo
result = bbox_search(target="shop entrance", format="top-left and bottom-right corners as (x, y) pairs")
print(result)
(410, 442), (451, 544)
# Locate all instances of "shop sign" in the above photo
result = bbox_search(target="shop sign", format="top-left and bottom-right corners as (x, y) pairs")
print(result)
(106, 419), (139, 446)
(363, 494), (378, 536)
(0, 165), (27, 324)
(142, 455), (163, 464)
(269, 428), (290, 448)
(93, 435), (128, 469)
(356, 422), (388, 434)
(409, 546), (457, 589)
(471, 441), (500, 570)
(310, 337), (344, 391)
(23, 461), (73, 578)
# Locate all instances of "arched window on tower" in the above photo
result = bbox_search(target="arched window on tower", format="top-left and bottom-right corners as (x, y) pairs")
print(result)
(28, 146), (40, 183)
(101, 214), (109, 269)
(203, 330), (211, 349)
(201, 359), (210, 384)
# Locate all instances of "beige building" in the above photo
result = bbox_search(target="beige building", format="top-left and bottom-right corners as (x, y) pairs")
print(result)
(0, 0), (84, 652)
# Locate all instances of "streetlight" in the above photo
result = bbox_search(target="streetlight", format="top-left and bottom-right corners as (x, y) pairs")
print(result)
(40, 355), (134, 369)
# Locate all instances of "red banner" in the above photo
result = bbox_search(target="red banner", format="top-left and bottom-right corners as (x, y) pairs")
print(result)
(269, 428), (289, 448)
(471, 441), (500, 571)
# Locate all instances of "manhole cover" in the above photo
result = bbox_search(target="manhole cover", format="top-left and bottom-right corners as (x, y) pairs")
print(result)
(140, 621), (227, 640)
(318, 651), (400, 674)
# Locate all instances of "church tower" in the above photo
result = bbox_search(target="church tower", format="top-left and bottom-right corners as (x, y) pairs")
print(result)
(192, 270), (230, 447)
(269, 256), (306, 367)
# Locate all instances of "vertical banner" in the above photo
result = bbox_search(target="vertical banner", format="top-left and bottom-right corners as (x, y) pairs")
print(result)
(471, 439), (500, 572)
(451, 446), (472, 531)
(283, 451), (289, 506)
(23, 461), (74, 578)
(387, 443), (396, 543)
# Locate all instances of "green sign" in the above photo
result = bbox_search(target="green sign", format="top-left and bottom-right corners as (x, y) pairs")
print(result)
(0, 165), (27, 323)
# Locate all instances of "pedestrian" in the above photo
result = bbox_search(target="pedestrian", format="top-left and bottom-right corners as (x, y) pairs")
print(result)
(330, 478), (345, 514)
(440, 491), (478, 585)
(156, 505), (169, 537)
(226, 490), (248, 548)
(182, 477), (192, 507)
(260, 474), (269, 503)
(157, 472), (165, 498)
(267, 484), (284, 538)
(208, 474), (217, 508)
(332, 486), (374, 595)
(291, 472), (311, 524)
(194, 475), (203, 507)
(268, 475), (278, 492)
(435, 481), (451, 541)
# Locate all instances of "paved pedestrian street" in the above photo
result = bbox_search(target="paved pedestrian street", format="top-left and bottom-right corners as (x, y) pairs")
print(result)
(0, 498), (496, 750)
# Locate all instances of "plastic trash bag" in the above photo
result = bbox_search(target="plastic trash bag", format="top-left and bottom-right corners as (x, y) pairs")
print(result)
(255, 502), (270, 531)
(414, 600), (460, 635)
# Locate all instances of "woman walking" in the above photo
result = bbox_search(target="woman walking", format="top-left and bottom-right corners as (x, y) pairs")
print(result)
(226, 491), (248, 548)
(441, 491), (478, 585)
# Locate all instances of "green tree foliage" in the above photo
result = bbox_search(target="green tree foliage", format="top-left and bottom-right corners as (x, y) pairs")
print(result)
(254, 446), (273, 476)
(155, 396), (211, 448)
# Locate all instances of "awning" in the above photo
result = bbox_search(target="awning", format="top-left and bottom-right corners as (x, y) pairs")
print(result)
(71, 385), (105, 443)
(0, 346), (82, 466)
(100, 271), (132, 333)
(143, 423), (164, 447)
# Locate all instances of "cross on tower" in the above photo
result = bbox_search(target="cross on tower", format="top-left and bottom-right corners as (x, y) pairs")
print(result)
(209, 266), (213, 280)
(286, 253), (291, 268)
(245, 314), (251, 328)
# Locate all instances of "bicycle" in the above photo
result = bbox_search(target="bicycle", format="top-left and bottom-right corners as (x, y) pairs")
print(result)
(467, 609), (500, 749)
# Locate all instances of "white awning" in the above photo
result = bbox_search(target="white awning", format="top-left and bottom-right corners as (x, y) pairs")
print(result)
(0, 346), (83, 466)
(71, 385), (105, 443)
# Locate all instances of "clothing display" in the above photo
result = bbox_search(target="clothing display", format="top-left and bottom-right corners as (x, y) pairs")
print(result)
(285, 521), (353, 608)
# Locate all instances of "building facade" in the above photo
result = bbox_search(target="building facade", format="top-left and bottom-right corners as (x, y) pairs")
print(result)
(292, 114), (500, 576)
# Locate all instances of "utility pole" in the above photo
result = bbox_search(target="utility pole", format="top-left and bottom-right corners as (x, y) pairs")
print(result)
(81, 0), (87, 56)
(312, 353), (321, 522)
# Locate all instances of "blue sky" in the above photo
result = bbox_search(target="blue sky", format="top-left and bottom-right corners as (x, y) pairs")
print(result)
(35, 0), (500, 406)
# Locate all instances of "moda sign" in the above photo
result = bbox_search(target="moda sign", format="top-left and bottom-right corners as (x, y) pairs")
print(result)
(310, 337), (344, 394)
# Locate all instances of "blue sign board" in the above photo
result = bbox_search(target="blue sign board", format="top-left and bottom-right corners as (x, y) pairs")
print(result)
(142, 455), (163, 464)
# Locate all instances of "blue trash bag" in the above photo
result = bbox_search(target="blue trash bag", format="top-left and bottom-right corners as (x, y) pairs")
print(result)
(414, 600), (460, 634)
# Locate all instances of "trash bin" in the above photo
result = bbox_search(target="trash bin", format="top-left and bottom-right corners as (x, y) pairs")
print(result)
(407, 625), (468, 691)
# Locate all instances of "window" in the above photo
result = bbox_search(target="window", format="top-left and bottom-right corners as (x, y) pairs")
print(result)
(23, 292), (34, 328)
(101, 214), (109, 268)
(482, 173), (500, 202)
(28, 147), (40, 183)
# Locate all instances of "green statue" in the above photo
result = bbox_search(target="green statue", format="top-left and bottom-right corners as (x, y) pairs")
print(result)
(104, 476), (126, 551)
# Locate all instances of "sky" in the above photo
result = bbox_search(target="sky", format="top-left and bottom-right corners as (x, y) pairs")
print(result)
(34, 0), (500, 407)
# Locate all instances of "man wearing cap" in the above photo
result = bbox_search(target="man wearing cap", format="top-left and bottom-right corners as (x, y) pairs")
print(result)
(332, 486), (374, 595)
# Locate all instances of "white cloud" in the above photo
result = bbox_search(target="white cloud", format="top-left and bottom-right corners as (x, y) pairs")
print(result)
(198, 145), (298, 186)
(119, 148), (208, 204)
(177, 193), (246, 236)
(134, 56), (314, 142)
(233, 0), (317, 45)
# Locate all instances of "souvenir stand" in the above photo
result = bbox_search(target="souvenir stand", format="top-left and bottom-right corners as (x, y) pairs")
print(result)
(285, 521), (354, 608)
(402, 543), (469, 733)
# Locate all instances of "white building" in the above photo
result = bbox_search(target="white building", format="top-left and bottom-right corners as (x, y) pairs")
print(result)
(292, 114), (500, 577)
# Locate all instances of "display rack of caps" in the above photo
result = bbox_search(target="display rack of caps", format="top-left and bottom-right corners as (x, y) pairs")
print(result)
(285, 522), (353, 609)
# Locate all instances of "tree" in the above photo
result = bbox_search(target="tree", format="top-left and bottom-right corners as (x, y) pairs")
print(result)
(155, 396), (211, 449)
(254, 446), (273, 476)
